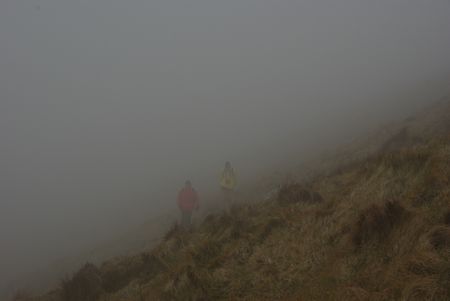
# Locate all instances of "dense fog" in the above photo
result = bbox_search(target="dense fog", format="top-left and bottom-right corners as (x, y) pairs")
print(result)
(1, 0), (450, 296)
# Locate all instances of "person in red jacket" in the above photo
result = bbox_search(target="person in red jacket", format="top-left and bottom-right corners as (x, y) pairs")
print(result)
(177, 180), (199, 229)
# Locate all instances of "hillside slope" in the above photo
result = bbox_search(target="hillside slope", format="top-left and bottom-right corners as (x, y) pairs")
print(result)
(22, 101), (450, 301)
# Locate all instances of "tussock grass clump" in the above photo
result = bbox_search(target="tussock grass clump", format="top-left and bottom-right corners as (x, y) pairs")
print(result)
(402, 277), (448, 301)
(61, 263), (103, 301)
(160, 265), (221, 301)
(163, 222), (182, 241)
(200, 212), (235, 236)
(191, 238), (223, 267)
(259, 217), (286, 242)
(380, 147), (431, 172)
(445, 210), (450, 225)
(59, 254), (165, 301)
(277, 183), (323, 205)
(352, 200), (407, 247)
(401, 251), (450, 301)
(428, 226), (450, 250)
(100, 256), (147, 293)
(141, 253), (167, 277)
(314, 201), (336, 220)
(339, 285), (388, 301)
(404, 252), (443, 276)
(228, 213), (254, 240)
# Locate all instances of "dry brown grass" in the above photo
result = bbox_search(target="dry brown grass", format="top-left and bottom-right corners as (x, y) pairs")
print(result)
(277, 183), (323, 206)
(428, 226), (450, 250)
(27, 139), (450, 301)
(400, 250), (450, 301)
(445, 210), (450, 225)
(352, 200), (407, 247)
(60, 263), (103, 301)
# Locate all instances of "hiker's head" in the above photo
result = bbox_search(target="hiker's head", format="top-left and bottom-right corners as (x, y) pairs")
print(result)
(225, 161), (231, 169)
(185, 180), (192, 188)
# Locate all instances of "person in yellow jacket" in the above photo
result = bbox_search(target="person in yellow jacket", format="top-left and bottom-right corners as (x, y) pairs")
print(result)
(220, 161), (237, 210)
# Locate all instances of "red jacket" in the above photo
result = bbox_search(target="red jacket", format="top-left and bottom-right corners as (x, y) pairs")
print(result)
(177, 187), (199, 212)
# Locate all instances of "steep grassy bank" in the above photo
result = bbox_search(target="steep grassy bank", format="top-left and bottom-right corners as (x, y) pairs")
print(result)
(24, 137), (450, 301)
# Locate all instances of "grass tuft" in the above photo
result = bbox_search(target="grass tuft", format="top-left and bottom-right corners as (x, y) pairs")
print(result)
(60, 263), (103, 301)
(428, 226), (450, 250)
(277, 183), (323, 205)
(352, 200), (407, 247)
(444, 210), (450, 225)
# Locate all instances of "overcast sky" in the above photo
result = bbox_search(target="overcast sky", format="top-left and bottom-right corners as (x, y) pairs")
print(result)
(1, 0), (450, 294)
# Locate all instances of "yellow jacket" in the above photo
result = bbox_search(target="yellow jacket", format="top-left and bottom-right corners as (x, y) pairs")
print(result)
(220, 168), (237, 190)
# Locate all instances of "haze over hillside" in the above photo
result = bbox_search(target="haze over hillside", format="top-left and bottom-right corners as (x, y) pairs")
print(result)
(22, 97), (450, 301)
(1, 0), (450, 298)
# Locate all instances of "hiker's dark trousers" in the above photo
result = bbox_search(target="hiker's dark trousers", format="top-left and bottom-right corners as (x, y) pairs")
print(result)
(181, 210), (192, 228)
